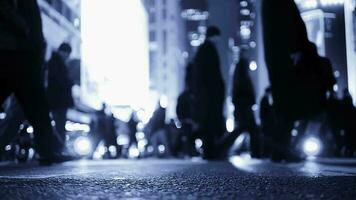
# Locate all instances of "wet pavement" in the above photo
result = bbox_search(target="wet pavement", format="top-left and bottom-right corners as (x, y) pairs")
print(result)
(0, 157), (355, 199)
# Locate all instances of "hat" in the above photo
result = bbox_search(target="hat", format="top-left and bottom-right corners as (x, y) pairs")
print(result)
(58, 42), (72, 53)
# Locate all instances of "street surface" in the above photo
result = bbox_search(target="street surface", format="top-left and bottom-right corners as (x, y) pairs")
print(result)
(0, 157), (355, 199)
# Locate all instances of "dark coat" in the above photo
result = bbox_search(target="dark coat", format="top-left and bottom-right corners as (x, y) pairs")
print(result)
(176, 90), (194, 122)
(149, 106), (166, 134)
(47, 52), (74, 110)
(0, 0), (44, 52)
(262, 0), (329, 120)
(232, 57), (256, 110)
(192, 40), (225, 128)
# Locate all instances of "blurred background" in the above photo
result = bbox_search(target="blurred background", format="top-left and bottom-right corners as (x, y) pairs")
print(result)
(1, 0), (356, 162)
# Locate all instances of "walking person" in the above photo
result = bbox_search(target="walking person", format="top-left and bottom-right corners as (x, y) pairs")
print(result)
(47, 42), (74, 153)
(0, 0), (62, 164)
(192, 26), (226, 160)
(262, 0), (335, 161)
(232, 49), (261, 158)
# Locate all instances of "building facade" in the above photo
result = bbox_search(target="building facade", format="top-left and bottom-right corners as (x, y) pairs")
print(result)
(145, 0), (187, 119)
(38, 0), (81, 60)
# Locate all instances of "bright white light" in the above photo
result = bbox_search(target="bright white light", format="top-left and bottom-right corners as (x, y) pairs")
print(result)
(26, 126), (34, 134)
(0, 113), (6, 120)
(333, 84), (339, 92)
(195, 139), (203, 149)
(74, 136), (92, 156)
(251, 104), (259, 111)
(303, 137), (322, 157)
(159, 95), (169, 108)
(320, 0), (344, 6)
(135, 132), (145, 140)
(158, 145), (166, 154)
(137, 122), (145, 130)
(249, 61), (258, 71)
(226, 118), (235, 133)
(128, 146), (140, 158)
(117, 135), (129, 146)
(302, 0), (318, 9)
(292, 129), (298, 137)
(147, 146), (154, 153)
(28, 148), (35, 159)
(65, 122), (90, 133)
(298, 0), (344, 8)
(5, 145), (11, 151)
(108, 145), (117, 157)
(190, 40), (201, 47)
(138, 139), (148, 151)
(240, 25), (251, 39)
(82, 0), (150, 108)
(98, 144), (107, 156)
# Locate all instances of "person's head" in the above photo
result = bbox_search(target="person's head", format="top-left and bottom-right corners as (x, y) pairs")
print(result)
(58, 42), (72, 60)
(206, 26), (221, 43)
(101, 103), (107, 111)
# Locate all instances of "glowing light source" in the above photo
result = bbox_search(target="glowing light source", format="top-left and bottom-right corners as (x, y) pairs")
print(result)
(82, 0), (149, 108)
(26, 126), (34, 134)
(5, 145), (11, 151)
(0, 113), (6, 120)
(65, 122), (90, 133)
(195, 139), (203, 149)
(240, 25), (251, 39)
(298, 0), (344, 9)
(158, 145), (166, 154)
(226, 118), (235, 133)
(74, 136), (92, 156)
(249, 61), (258, 71)
(303, 137), (322, 157)
(159, 95), (169, 108)
(128, 146), (140, 158)
(117, 135), (129, 146)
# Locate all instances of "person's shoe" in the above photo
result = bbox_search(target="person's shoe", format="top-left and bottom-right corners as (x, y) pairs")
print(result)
(39, 154), (79, 166)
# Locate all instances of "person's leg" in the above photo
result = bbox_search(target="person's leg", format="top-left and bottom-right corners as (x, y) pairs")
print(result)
(271, 117), (294, 161)
(248, 113), (261, 158)
(52, 109), (67, 152)
(0, 97), (26, 153)
(0, 52), (20, 155)
(14, 52), (55, 159)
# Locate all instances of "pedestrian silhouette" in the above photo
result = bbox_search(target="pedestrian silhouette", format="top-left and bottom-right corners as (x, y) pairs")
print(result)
(0, 0), (59, 165)
(145, 102), (171, 157)
(232, 49), (261, 158)
(259, 87), (275, 158)
(192, 26), (226, 160)
(262, 0), (335, 161)
(47, 42), (74, 153)
(128, 111), (138, 149)
(90, 104), (120, 159)
(176, 63), (198, 157)
(341, 88), (356, 156)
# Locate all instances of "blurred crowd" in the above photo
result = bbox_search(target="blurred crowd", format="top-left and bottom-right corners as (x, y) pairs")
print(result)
(0, 0), (356, 165)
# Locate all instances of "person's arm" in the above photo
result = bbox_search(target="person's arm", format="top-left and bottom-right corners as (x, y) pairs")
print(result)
(0, 0), (28, 36)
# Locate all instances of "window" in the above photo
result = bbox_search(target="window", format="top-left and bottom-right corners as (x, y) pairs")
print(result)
(149, 31), (156, 41)
(149, 12), (156, 23)
(162, 8), (167, 20)
(163, 30), (167, 54)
